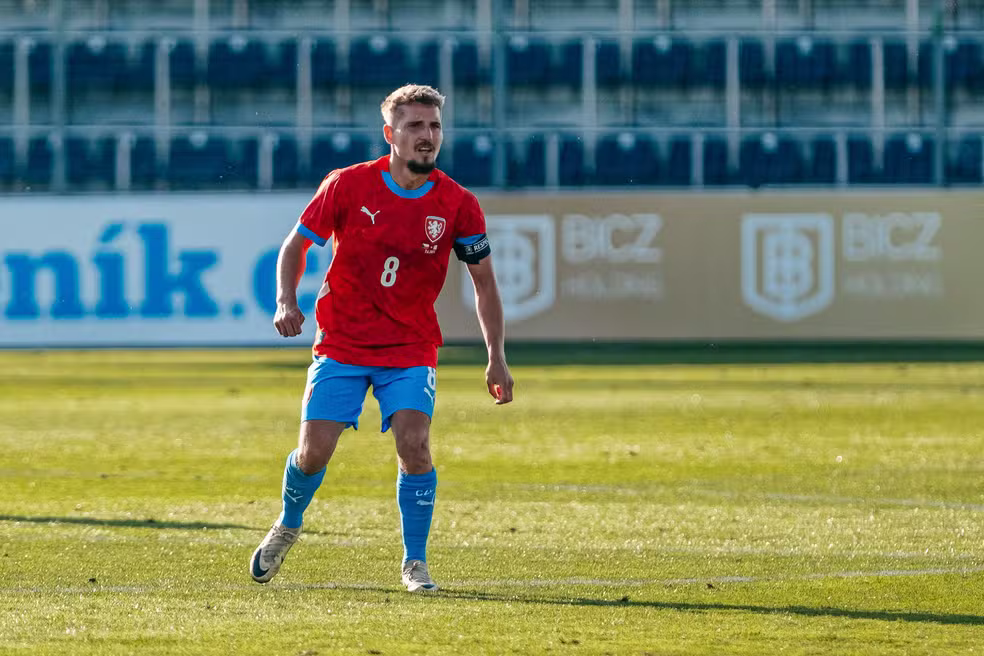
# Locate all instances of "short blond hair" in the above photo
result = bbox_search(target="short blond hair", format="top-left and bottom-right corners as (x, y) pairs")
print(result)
(380, 84), (446, 126)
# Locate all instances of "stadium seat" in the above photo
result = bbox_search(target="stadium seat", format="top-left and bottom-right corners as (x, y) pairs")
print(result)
(310, 39), (336, 89)
(130, 135), (157, 188)
(168, 133), (232, 189)
(558, 134), (585, 186)
(65, 135), (116, 187)
(417, 39), (484, 88)
(697, 39), (727, 89)
(310, 133), (370, 180)
(956, 40), (984, 92)
(26, 136), (53, 186)
(129, 40), (156, 92)
(663, 135), (691, 186)
(348, 36), (410, 87)
(507, 134), (545, 187)
(633, 36), (692, 87)
(882, 40), (908, 90)
(595, 132), (659, 185)
(0, 137), (14, 184)
(207, 36), (268, 90)
(268, 39), (298, 89)
(847, 135), (877, 183)
(809, 135), (837, 184)
(452, 134), (494, 187)
(702, 136), (730, 185)
(0, 40), (13, 94)
(948, 134), (982, 184)
(883, 133), (933, 184)
(844, 39), (872, 89)
(506, 35), (550, 87)
(556, 40), (583, 88)
(228, 137), (259, 187)
(739, 133), (804, 187)
(168, 39), (197, 88)
(776, 36), (836, 90)
(66, 36), (129, 92)
(28, 40), (52, 92)
(595, 40), (622, 87)
(739, 39), (766, 88)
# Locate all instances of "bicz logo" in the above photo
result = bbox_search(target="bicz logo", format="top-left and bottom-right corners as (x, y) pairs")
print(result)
(462, 215), (556, 322)
(741, 214), (835, 322)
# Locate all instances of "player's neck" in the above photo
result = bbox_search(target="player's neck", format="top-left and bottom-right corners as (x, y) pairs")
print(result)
(388, 156), (431, 190)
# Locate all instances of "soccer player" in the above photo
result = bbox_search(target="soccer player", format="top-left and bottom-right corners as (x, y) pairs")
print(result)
(249, 84), (514, 593)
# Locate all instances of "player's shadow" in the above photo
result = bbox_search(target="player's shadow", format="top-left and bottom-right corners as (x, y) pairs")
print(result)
(0, 514), (252, 531)
(433, 589), (984, 626)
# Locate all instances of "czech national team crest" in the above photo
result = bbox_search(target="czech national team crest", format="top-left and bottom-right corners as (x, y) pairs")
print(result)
(741, 213), (835, 322)
(425, 216), (446, 243)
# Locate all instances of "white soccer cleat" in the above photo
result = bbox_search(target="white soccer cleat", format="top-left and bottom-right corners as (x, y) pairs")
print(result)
(250, 523), (301, 583)
(401, 559), (439, 593)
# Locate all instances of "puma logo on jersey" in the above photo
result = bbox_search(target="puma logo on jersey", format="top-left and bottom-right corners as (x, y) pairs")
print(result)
(361, 206), (380, 224)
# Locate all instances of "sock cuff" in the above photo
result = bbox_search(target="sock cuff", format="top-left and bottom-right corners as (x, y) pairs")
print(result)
(398, 467), (437, 487)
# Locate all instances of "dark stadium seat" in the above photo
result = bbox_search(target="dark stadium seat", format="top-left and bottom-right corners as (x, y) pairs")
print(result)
(702, 136), (730, 186)
(948, 134), (982, 184)
(26, 136), (53, 186)
(776, 37), (836, 90)
(595, 132), (659, 186)
(310, 133), (370, 180)
(918, 38), (983, 90)
(270, 134), (299, 188)
(558, 134), (585, 186)
(956, 40), (984, 91)
(129, 40), (156, 92)
(809, 135), (837, 184)
(556, 40), (583, 88)
(311, 39), (336, 89)
(883, 133), (933, 184)
(844, 39), (872, 89)
(229, 137), (259, 187)
(169, 133), (232, 188)
(67, 37), (129, 92)
(169, 39), (197, 88)
(595, 40), (622, 87)
(739, 134), (804, 187)
(452, 134), (494, 187)
(130, 135), (157, 188)
(507, 134), (545, 187)
(348, 36), (410, 87)
(28, 40), (51, 92)
(506, 36), (550, 87)
(269, 39), (298, 88)
(847, 135), (877, 183)
(0, 40), (13, 94)
(697, 39), (727, 89)
(632, 36), (692, 87)
(207, 36), (268, 90)
(663, 135), (692, 186)
(65, 135), (115, 186)
(883, 40), (908, 90)
(417, 39), (484, 88)
(0, 137), (14, 184)
(739, 39), (766, 88)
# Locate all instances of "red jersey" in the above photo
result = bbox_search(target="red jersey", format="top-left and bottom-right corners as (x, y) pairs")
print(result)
(296, 156), (487, 368)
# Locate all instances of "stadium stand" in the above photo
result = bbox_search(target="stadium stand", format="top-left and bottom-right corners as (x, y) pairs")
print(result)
(0, 0), (982, 191)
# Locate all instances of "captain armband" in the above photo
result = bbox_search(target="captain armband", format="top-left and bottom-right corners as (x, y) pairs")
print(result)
(453, 234), (491, 264)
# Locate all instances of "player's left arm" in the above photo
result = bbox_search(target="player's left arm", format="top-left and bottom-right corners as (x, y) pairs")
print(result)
(466, 257), (514, 405)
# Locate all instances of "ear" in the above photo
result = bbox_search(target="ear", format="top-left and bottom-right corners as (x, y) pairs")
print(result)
(383, 124), (394, 145)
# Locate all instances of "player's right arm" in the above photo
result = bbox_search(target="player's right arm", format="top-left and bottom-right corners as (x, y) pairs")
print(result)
(273, 227), (312, 338)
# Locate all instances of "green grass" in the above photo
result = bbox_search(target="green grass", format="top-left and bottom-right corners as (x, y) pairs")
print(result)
(1, 348), (983, 655)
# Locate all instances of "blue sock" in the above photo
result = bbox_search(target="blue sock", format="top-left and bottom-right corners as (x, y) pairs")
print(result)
(277, 449), (325, 529)
(397, 468), (437, 563)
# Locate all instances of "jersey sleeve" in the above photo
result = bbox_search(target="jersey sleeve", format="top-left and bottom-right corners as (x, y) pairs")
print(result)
(452, 191), (492, 264)
(296, 171), (343, 246)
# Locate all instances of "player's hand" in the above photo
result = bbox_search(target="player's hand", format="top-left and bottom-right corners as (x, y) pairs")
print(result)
(273, 302), (305, 337)
(486, 357), (514, 405)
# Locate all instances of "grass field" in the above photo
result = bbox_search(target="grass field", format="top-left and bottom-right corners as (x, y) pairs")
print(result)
(1, 348), (983, 655)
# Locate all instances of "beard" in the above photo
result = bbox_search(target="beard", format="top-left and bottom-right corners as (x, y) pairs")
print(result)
(407, 158), (437, 175)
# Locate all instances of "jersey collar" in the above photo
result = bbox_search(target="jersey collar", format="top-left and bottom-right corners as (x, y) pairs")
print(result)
(377, 156), (437, 199)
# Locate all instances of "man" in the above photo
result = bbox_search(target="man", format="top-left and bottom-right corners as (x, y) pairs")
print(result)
(249, 84), (514, 593)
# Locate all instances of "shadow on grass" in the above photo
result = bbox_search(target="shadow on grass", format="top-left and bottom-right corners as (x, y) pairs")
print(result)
(0, 514), (254, 531)
(437, 589), (984, 626)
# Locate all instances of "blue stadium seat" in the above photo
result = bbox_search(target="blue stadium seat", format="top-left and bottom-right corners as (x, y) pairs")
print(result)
(28, 40), (51, 92)
(844, 39), (872, 89)
(0, 137), (14, 184)
(65, 135), (115, 186)
(948, 134), (982, 184)
(917, 38), (983, 90)
(883, 40), (908, 90)
(739, 134), (804, 187)
(169, 133), (231, 188)
(703, 136), (730, 185)
(847, 135), (877, 183)
(310, 133), (370, 180)
(663, 136), (691, 186)
(130, 136), (157, 188)
(633, 36), (692, 87)
(272, 134), (299, 188)
(348, 36), (410, 87)
(228, 137), (258, 187)
(26, 136), (53, 186)
(595, 40), (622, 87)
(883, 133), (933, 184)
(169, 39), (197, 88)
(507, 134), (545, 187)
(776, 37), (836, 90)
(697, 39), (726, 89)
(957, 40), (984, 91)
(809, 135), (837, 184)
(67, 37), (129, 92)
(417, 39), (484, 88)
(506, 36), (550, 87)
(0, 40), (13, 94)
(129, 40), (156, 92)
(558, 135), (585, 186)
(311, 39), (336, 89)
(556, 40), (583, 87)
(739, 39), (766, 88)
(595, 132), (658, 185)
(268, 39), (298, 88)
(208, 36), (268, 90)
(452, 134), (494, 187)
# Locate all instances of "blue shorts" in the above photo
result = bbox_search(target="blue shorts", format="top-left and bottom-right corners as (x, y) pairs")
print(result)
(301, 356), (436, 433)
